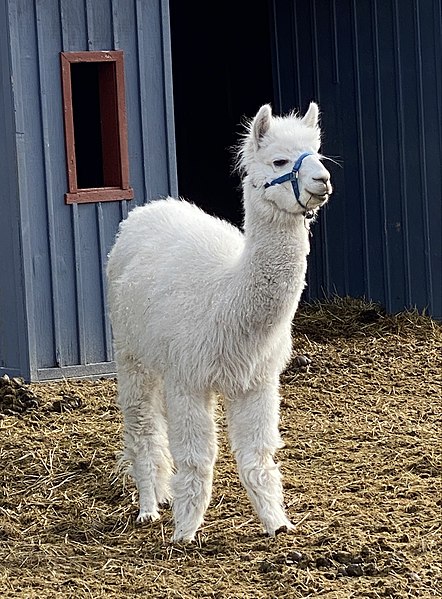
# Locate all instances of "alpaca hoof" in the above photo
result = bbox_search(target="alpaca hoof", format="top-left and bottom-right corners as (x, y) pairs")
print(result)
(171, 536), (194, 545)
(265, 516), (294, 537)
(137, 509), (160, 523)
(171, 527), (197, 543)
(274, 524), (293, 536)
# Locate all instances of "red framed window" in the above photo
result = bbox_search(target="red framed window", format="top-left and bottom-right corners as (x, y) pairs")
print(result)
(60, 51), (134, 204)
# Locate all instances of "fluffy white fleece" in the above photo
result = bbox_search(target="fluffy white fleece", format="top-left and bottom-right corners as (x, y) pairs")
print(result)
(106, 102), (332, 542)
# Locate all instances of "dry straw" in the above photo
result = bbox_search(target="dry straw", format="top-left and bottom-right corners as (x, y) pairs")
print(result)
(1, 297), (441, 598)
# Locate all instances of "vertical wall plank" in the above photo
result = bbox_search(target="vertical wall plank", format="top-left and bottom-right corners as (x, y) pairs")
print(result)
(292, 2), (302, 109)
(350, 0), (371, 299)
(134, 0), (152, 204)
(161, 0), (178, 197)
(35, 0), (65, 367)
(10, 0), (54, 373)
(0, 0), (30, 377)
(72, 203), (87, 363)
(331, 0), (340, 85)
(371, 0), (391, 310)
(392, 0), (412, 307)
(413, 0), (433, 312)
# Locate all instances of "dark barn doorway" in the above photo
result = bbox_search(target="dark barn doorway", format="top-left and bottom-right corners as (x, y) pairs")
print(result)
(170, 0), (274, 227)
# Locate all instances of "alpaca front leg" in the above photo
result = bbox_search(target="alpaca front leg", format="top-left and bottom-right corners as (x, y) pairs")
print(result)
(165, 385), (217, 542)
(226, 385), (293, 535)
(117, 359), (173, 522)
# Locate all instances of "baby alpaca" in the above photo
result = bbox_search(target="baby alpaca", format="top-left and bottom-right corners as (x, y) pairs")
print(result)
(107, 102), (332, 541)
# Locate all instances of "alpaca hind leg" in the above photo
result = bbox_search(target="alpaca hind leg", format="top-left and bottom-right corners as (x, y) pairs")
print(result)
(117, 356), (173, 522)
(226, 385), (293, 535)
(165, 383), (217, 542)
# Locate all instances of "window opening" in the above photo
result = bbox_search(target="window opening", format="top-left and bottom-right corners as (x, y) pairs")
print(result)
(60, 51), (133, 204)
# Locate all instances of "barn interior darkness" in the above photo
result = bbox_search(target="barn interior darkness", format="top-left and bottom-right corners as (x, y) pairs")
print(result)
(71, 63), (104, 189)
(169, 0), (274, 226)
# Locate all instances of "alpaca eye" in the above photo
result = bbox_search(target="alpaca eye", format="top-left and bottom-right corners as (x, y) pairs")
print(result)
(273, 159), (289, 168)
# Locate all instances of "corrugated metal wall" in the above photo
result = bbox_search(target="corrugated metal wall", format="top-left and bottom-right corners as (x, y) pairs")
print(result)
(273, 0), (441, 317)
(2, 0), (176, 380)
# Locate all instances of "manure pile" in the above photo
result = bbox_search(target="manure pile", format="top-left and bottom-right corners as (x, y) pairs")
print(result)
(1, 298), (441, 598)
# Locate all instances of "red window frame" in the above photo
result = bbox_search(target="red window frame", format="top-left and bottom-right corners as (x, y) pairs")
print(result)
(60, 50), (134, 204)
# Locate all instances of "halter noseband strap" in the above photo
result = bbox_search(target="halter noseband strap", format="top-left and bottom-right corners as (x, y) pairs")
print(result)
(264, 151), (315, 218)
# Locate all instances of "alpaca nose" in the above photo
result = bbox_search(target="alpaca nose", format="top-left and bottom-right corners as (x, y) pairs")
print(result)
(313, 168), (332, 193)
(313, 175), (330, 184)
(310, 169), (332, 197)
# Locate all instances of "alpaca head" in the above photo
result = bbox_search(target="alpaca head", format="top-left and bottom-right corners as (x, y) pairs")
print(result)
(237, 103), (332, 218)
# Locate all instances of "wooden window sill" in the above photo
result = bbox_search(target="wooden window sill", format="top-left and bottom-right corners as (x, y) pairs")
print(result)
(65, 187), (134, 204)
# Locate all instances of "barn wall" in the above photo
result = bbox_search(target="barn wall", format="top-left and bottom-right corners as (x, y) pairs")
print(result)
(3, 0), (176, 380)
(272, 0), (441, 317)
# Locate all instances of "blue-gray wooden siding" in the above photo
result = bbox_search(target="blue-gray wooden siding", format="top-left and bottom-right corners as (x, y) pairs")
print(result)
(1, 0), (177, 381)
(272, 0), (441, 318)
(0, 0), (28, 379)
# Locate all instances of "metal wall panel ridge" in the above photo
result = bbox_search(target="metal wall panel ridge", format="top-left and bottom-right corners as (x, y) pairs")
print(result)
(272, 0), (441, 318)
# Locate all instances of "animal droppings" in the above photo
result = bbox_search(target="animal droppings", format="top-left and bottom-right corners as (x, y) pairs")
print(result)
(0, 375), (39, 415)
(293, 354), (311, 368)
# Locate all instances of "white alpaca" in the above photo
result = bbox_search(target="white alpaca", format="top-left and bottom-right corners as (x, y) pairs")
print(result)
(106, 102), (332, 542)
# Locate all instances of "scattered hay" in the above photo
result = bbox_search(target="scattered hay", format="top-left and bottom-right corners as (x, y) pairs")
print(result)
(0, 376), (39, 416)
(1, 298), (441, 598)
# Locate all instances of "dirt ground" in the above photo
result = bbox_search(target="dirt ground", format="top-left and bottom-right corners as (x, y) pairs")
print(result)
(1, 298), (441, 598)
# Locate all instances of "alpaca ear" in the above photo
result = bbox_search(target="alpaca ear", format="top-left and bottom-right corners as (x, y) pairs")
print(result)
(252, 104), (272, 149)
(301, 102), (319, 128)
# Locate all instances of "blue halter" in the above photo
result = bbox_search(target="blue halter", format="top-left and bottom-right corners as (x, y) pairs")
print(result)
(264, 151), (314, 217)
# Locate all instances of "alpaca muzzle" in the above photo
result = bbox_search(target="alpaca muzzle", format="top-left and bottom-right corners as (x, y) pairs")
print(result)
(264, 152), (316, 218)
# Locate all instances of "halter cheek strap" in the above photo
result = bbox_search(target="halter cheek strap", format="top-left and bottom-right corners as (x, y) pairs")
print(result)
(264, 152), (315, 218)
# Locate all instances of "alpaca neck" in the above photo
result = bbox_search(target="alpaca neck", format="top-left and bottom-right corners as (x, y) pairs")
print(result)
(242, 177), (311, 260)
(231, 179), (311, 326)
